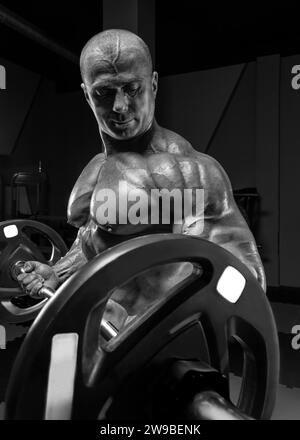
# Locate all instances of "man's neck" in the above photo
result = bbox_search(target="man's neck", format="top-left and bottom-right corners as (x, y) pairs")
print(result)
(101, 120), (158, 156)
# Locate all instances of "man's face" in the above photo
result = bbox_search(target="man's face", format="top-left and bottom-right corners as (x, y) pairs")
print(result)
(82, 52), (158, 140)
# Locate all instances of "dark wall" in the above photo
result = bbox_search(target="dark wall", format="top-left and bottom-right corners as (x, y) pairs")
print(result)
(0, 57), (40, 155)
(156, 64), (246, 172)
(156, 62), (256, 189)
(206, 62), (256, 190)
(280, 55), (300, 287)
(0, 57), (100, 218)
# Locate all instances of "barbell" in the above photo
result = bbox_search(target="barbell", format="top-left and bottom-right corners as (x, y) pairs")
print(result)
(4, 233), (279, 420)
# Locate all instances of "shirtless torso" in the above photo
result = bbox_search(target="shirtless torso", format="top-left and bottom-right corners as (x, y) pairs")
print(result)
(54, 121), (265, 323)
(18, 29), (265, 330)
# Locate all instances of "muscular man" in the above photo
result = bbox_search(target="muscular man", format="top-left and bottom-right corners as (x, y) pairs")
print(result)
(18, 29), (265, 329)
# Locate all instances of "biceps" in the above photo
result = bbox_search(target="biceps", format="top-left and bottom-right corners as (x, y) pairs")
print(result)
(206, 211), (260, 264)
(53, 227), (87, 280)
(67, 228), (84, 253)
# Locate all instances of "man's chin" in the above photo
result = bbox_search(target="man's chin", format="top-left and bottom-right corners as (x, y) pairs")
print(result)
(105, 125), (140, 140)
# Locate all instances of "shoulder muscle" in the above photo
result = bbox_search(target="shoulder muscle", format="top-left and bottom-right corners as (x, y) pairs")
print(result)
(196, 153), (236, 218)
(67, 153), (106, 227)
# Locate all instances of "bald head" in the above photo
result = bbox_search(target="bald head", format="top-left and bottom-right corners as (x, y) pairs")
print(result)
(80, 29), (158, 141)
(80, 29), (153, 83)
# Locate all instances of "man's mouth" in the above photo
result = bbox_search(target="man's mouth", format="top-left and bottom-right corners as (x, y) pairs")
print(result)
(111, 118), (134, 127)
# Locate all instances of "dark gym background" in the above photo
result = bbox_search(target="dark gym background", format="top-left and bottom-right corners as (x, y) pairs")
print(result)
(1, 1), (300, 419)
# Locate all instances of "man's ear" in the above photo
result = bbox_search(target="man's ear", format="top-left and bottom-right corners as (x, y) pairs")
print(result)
(152, 71), (158, 97)
(81, 83), (92, 108)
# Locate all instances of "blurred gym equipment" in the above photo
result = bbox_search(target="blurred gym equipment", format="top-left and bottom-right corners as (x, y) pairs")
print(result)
(0, 219), (67, 323)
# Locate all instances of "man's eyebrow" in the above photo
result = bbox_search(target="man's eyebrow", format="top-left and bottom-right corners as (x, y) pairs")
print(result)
(92, 83), (112, 90)
(91, 78), (143, 89)
(90, 81), (111, 90)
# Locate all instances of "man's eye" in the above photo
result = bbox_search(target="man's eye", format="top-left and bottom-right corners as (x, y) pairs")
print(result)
(95, 89), (112, 98)
(124, 85), (139, 96)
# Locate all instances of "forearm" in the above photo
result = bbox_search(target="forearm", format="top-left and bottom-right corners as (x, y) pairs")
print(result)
(208, 224), (266, 292)
(218, 239), (266, 292)
(53, 229), (87, 285)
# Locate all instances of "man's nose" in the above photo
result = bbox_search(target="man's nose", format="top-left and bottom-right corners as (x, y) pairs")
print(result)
(113, 89), (128, 113)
